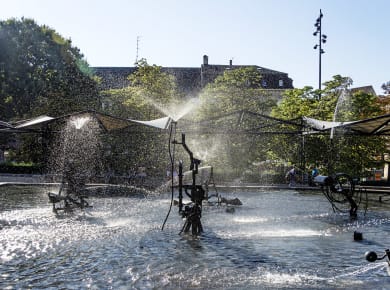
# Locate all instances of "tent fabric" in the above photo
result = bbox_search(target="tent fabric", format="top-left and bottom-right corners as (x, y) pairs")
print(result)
(128, 116), (171, 130)
(6, 110), (390, 135)
(10, 111), (171, 132)
(15, 116), (54, 129)
(0, 120), (13, 129)
(343, 114), (390, 135)
(93, 114), (132, 131)
(303, 117), (352, 131)
(303, 113), (390, 135)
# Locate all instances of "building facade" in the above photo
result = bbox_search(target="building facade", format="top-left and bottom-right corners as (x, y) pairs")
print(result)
(92, 55), (294, 96)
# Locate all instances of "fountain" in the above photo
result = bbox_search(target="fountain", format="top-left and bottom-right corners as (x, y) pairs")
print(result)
(313, 173), (363, 218)
(365, 249), (390, 275)
(330, 88), (352, 140)
(1, 184), (390, 288)
(1, 101), (390, 288)
(39, 105), (226, 235)
(46, 114), (102, 213)
(315, 89), (367, 217)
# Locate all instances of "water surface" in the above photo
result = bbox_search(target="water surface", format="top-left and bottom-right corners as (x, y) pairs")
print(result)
(1, 185), (389, 289)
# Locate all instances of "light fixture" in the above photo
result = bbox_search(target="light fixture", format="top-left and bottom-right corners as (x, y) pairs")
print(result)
(312, 9), (327, 98)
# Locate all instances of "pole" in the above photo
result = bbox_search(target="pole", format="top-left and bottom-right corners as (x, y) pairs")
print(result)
(178, 160), (183, 213)
(313, 9), (326, 99)
(318, 9), (322, 93)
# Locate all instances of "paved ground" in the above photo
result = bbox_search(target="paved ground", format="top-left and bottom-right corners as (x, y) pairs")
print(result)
(0, 173), (46, 184)
(0, 173), (313, 190)
(1, 174), (390, 196)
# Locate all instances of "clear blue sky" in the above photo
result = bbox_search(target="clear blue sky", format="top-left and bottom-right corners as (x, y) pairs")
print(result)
(1, 0), (389, 94)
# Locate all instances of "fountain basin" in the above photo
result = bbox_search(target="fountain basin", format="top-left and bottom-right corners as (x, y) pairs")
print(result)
(1, 185), (390, 289)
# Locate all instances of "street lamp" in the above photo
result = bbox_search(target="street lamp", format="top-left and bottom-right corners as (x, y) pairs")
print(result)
(313, 9), (327, 98)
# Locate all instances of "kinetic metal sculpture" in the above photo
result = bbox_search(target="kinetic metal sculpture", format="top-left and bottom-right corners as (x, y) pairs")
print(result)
(366, 249), (390, 275)
(48, 160), (90, 213)
(174, 133), (206, 235)
(313, 173), (363, 217)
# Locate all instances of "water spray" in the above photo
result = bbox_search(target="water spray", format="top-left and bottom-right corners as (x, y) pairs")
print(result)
(48, 159), (91, 213)
(48, 115), (96, 213)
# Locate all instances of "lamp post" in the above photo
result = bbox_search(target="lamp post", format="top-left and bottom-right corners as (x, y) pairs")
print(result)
(313, 9), (327, 98)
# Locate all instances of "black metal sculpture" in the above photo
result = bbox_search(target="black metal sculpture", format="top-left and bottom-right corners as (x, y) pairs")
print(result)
(48, 161), (90, 213)
(366, 249), (390, 275)
(314, 173), (359, 217)
(174, 133), (206, 235)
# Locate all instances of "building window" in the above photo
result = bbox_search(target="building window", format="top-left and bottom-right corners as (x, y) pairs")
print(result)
(261, 80), (267, 88)
(279, 79), (284, 87)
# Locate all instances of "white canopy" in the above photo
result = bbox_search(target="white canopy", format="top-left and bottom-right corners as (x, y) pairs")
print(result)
(303, 113), (390, 135)
(303, 116), (353, 131)
(11, 111), (172, 131)
(15, 115), (54, 129)
(0, 120), (13, 129)
(128, 116), (172, 130)
(8, 110), (390, 136)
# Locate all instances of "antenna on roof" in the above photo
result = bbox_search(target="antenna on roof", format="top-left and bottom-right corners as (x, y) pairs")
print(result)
(135, 36), (141, 64)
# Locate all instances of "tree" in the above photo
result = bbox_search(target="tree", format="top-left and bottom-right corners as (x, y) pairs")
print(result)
(194, 67), (278, 178)
(100, 59), (182, 176)
(0, 18), (100, 166)
(270, 86), (319, 170)
(198, 66), (276, 118)
(271, 75), (386, 177)
(381, 81), (390, 95)
(271, 86), (317, 119)
(102, 58), (180, 119)
(0, 18), (99, 120)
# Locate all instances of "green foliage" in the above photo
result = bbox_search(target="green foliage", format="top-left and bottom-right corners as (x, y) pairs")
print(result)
(0, 18), (99, 120)
(213, 66), (262, 89)
(198, 67), (276, 118)
(0, 162), (44, 174)
(193, 67), (279, 174)
(322, 75), (353, 93)
(100, 59), (182, 176)
(272, 75), (386, 177)
(103, 58), (181, 119)
(128, 58), (180, 104)
(272, 86), (317, 119)
(0, 18), (100, 166)
(381, 81), (390, 95)
(351, 90), (383, 119)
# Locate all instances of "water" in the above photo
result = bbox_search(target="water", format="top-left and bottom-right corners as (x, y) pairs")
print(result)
(48, 115), (103, 183)
(1, 186), (390, 289)
(330, 89), (352, 140)
(141, 95), (199, 122)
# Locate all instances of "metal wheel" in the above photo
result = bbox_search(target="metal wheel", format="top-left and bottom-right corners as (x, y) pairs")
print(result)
(329, 173), (354, 203)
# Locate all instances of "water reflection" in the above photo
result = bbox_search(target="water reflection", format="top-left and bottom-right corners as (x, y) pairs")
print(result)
(1, 185), (390, 289)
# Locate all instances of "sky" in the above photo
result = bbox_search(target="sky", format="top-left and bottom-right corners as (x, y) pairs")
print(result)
(1, 0), (389, 94)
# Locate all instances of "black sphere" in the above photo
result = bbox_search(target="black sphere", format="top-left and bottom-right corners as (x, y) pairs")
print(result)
(365, 251), (378, 262)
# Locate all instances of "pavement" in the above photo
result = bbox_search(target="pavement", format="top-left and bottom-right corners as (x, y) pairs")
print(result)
(0, 173), (47, 185)
(1, 173), (390, 196)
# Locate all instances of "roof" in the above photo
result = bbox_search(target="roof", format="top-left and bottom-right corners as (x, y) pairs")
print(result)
(350, 86), (377, 96)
